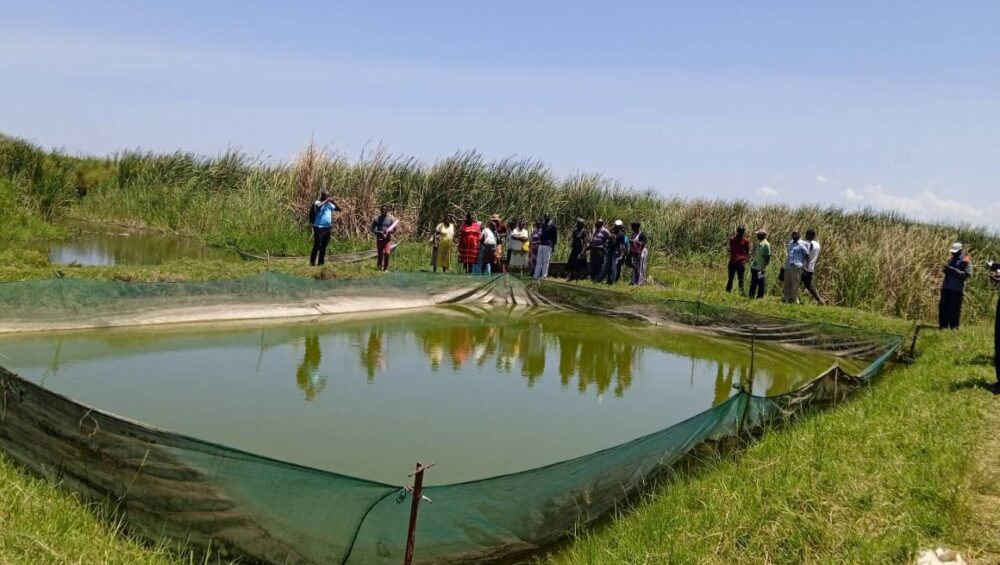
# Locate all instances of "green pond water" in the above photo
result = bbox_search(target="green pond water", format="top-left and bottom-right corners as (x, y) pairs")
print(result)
(0, 306), (864, 485)
(14, 230), (239, 266)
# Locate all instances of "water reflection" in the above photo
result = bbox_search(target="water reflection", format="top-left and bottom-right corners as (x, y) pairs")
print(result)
(12, 231), (240, 266)
(354, 310), (641, 398)
(295, 335), (327, 400)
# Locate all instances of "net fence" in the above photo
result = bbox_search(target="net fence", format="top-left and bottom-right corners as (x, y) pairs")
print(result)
(0, 274), (903, 564)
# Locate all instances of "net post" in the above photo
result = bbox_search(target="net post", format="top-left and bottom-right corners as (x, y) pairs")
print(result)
(738, 326), (757, 439)
(404, 461), (434, 565)
(265, 251), (271, 294)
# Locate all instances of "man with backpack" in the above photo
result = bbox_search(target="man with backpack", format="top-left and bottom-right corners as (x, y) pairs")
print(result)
(309, 190), (339, 266)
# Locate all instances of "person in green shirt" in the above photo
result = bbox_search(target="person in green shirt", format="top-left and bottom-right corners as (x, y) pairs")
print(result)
(748, 229), (771, 299)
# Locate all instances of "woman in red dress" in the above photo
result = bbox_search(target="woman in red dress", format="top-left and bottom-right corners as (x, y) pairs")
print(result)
(458, 212), (482, 273)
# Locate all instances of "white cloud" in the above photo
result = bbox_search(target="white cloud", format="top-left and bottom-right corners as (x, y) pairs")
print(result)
(758, 186), (778, 197)
(815, 175), (828, 183)
(841, 184), (1000, 229)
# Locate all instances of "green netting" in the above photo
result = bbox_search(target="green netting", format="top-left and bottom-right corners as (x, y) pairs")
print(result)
(0, 274), (903, 564)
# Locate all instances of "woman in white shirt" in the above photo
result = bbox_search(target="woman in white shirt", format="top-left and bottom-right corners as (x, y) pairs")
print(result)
(507, 220), (530, 271)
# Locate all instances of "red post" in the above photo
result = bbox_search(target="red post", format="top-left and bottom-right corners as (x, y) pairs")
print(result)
(403, 462), (434, 565)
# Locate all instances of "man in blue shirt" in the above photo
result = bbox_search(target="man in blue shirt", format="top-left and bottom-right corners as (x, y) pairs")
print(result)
(309, 190), (338, 266)
(781, 230), (809, 304)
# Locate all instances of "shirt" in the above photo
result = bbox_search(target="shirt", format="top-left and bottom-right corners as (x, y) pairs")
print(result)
(804, 240), (821, 273)
(942, 253), (973, 292)
(313, 201), (337, 228)
(785, 239), (809, 269)
(571, 228), (588, 252)
(728, 236), (750, 264)
(750, 239), (771, 270)
(372, 214), (397, 240)
(482, 227), (497, 246)
(540, 222), (558, 247)
(590, 227), (610, 250)
(435, 222), (455, 242)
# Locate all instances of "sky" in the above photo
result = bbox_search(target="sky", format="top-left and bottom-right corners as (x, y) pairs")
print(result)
(2, 0), (999, 229)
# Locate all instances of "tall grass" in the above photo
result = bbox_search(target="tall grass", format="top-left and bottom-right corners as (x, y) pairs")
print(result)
(2, 133), (998, 322)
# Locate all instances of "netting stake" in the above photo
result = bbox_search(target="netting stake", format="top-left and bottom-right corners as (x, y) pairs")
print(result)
(738, 326), (757, 438)
(403, 461), (435, 565)
(265, 252), (271, 294)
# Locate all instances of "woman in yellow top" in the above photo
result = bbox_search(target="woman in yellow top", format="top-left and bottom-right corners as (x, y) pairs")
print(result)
(434, 213), (456, 273)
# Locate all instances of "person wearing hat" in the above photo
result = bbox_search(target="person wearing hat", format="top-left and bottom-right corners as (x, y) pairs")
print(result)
(567, 218), (590, 281)
(533, 213), (558, 279)
(939, 242), (973, 329)
(490, 214), (508, 273)
(987, 260), (1000, 393)
(726, 225), (750, 294)
(748, 229), (771, 299)
(309, 189), (339, 266)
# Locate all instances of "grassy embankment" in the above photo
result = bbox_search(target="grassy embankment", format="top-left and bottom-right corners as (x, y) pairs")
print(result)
(2, 133), (999, 322)
(0, 133), (998, 563)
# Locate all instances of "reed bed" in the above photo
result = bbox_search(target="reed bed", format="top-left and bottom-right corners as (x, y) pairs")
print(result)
(2, 134), (998, 322)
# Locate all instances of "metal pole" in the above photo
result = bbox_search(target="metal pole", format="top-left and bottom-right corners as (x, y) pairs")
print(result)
(738, 327), (757, 438)
(403, 462), (434, 565)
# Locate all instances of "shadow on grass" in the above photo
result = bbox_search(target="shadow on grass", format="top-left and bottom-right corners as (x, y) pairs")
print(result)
(948, 376), (996, 393)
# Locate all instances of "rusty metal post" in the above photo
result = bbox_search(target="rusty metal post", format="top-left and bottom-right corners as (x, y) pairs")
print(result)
(403, 462), (434, 565)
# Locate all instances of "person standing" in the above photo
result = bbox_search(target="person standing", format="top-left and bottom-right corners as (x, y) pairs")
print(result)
(491, 214), (508, 273)
(601, 220), (626, 284)
(628, 222), (649, 285)
(988, 261), (1000, 393)
(800, 228), (822, 304)
(528, 221), (542, 275)
(458, 213), (482, 273)
(479, 221), (499, 275)
(782, 230), (809, 304)
(589, 219), (610, 282)
(434, 214), (456, 273)
(567, 218), (589, 281)
(370, 205), (399, 272)
(309, 190), (339, 266)
(507, 221), (530, 272)
(748, 229), (771, 299)
(534, 214), (558, 279)
(939, 242), (973, 329)
(725, 226), (750, 293)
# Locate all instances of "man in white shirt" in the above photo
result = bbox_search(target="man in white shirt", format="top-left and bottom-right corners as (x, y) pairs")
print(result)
(801, 228), (822, 304)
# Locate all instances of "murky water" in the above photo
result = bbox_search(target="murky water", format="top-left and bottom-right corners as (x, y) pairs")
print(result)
(15, 230), (239, 266)
(0, 307), (862, 484)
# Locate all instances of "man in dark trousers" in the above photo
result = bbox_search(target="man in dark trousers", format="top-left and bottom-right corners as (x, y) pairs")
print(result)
(726, 226), (750, 293)
(939, 242), (973, 329)
(989, 260), (1000, 394)
(589, 219), (610, 282)
(309, 190), (338, 266)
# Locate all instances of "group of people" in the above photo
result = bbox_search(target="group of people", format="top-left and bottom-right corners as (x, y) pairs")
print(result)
(428, 214), (649, 285)
(724, 226), (822, 305)
(309, 192), (1000, 394)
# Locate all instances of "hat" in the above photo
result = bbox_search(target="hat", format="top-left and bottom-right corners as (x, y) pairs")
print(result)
(613, 219), (624, 227)
(755, 228), (768, 236)
(576, 217), (585, 223)
(949, 242), (964, 253)
(490, 214), (501, 221)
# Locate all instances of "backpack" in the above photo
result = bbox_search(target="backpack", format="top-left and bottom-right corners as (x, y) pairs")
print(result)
(307, 202), (320, 225)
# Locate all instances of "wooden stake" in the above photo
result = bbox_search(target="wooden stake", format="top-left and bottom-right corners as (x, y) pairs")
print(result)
(403, 462), (434, 565)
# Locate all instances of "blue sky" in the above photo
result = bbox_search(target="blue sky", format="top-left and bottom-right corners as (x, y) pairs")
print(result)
(2, 0), (999, 228)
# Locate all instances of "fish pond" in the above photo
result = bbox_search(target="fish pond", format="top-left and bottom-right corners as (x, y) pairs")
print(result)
(13, 228), (239, 266)
(0, 306), (864, 485)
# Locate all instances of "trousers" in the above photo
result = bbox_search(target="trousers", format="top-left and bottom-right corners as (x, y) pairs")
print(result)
(938, 288), (964, 329)
(726, 261), (746, 292)
(748, 268), (766, 299)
